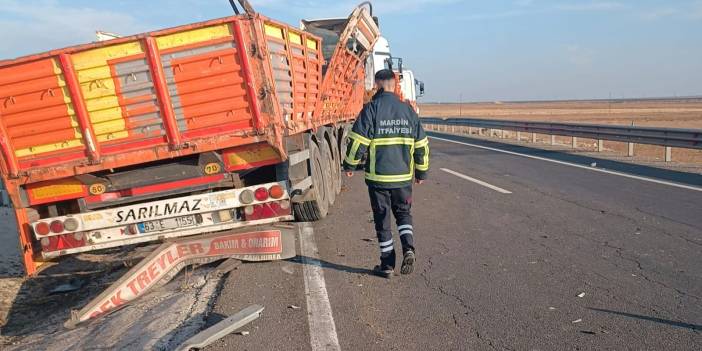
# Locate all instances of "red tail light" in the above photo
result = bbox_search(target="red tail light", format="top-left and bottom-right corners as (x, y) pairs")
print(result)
(254, 187), (269, 201)
(35, 222), (50, 236)
(50, 220), (64, 233)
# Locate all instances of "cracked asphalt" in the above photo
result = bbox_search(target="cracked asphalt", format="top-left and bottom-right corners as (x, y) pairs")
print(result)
(206, 133), (701, 350)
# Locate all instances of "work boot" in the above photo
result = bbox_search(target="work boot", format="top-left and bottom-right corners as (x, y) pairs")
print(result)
(400, 250), (415, 275)
(373, 264), (394, 279)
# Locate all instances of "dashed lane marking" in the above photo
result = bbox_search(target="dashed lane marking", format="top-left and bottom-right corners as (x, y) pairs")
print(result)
(431, 135), (702, 193)
(299, 223), (341, 351)
(440, 168), (513, 194)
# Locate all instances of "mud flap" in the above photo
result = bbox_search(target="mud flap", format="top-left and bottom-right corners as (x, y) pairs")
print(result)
(65, 225), (296, 328)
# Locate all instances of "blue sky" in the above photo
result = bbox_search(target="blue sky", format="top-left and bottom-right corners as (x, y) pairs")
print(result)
(1, 0), (700, 101)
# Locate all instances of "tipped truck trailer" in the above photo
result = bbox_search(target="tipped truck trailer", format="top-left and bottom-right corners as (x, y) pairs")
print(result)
(0, 1), (380, 275)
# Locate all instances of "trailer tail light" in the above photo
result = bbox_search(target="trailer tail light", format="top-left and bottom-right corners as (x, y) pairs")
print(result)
(35, 222), (50, 236)
(63, 218), (80, 232)
(269, 184), (284, 199)
(49, 220), (64, 233)
(254, 187), (269, 201)
(239, 189), (255, 204)
(40, 233), (86, 252)
(243, 201), (291, 221)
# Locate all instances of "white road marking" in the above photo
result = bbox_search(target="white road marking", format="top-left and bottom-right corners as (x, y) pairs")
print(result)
(299, 223), (341, 351)
(430, 135), (702, 193)
(440, 168), (513, 194)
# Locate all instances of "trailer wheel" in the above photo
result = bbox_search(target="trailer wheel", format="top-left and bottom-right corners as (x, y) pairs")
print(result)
(319, 139), (336, 206)
(293, 141), (328, 221)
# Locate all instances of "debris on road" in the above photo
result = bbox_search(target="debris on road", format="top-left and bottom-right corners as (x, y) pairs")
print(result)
(65, 228), (295, 328)
(577, 292), (586, 298)
(288, 304), (301, 310)
(239, 331), (250, 336)
(49, 279), (85, 295)
(572, 319), (583, 324)
(175, 304), (263, 351)
(590, 162), (597, 167)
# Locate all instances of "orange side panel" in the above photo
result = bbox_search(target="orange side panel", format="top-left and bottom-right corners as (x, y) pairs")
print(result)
(0, 58), (85, 160)
(163, 37), (254, 137)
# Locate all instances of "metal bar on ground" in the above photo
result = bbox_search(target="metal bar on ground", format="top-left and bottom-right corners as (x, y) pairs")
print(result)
(175, 305), (265, 351)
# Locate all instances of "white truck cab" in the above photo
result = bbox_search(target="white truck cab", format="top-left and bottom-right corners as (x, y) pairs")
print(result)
(370, 42), (425, 112)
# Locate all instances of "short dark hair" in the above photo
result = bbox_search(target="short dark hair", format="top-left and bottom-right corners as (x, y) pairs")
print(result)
(374, 69), (395, 82)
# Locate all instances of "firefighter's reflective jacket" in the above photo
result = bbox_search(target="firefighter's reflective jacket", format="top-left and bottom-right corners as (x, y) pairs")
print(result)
(343, 90), (430, 188)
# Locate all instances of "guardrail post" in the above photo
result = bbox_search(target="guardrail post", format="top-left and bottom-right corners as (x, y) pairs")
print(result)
(516, 131), (521, 141)
(532, 133), (537, 143)
(627, 142), (634, 157)
(597, 139), (604, 152)
(468, 126), (473, 135)
(572, 137), (577, 148)
(550, 135), (555, 145)
(665, 147), (672, 162)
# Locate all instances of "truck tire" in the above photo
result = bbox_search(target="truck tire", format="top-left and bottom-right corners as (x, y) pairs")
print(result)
(319, 139), (336, 206)
(293, 141), (329, 221)
(330, 134), (343, 195)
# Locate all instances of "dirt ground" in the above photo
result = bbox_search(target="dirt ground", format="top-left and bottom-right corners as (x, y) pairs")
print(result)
(420, 99), (702, 163)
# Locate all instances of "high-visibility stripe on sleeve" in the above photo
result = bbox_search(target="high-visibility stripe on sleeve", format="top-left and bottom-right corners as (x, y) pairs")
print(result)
(415, 144), (430, 171)
(348, 131), (371, 146)
(344, 139), (362, 165)
(414, 137), (429, 148)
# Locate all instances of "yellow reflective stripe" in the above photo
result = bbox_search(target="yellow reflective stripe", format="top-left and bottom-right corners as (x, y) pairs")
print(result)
(369, 143), (376, 175)
(344, 140), (362, 165)
(414, 137), (429, 148)
(415, 144), (430, 171)
(366, 141), (416, 182)
(371, 137), (414, 146)
(365, 173), (414, 182)
(348, 131), (371, 146)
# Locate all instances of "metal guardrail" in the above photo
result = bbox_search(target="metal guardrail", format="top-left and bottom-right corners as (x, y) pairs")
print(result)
(422, 117), (702, 162)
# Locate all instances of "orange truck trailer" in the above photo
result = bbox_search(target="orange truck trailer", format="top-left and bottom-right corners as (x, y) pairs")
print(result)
(0, 1), (380, 275)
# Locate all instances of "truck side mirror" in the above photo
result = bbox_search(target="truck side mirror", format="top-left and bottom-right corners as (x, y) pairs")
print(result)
(419, 82), (425, 97)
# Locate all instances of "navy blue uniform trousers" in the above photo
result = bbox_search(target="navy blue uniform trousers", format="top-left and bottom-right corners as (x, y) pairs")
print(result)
(367, 185), (414, 268)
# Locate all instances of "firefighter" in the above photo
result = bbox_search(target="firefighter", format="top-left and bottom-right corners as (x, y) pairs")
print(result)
(343, 69), (430, 278)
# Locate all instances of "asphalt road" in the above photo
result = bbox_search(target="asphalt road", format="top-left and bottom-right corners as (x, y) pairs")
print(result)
(204, 132), (702, 350)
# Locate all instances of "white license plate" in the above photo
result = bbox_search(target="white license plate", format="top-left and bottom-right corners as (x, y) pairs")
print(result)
(138, 215), (197, 233)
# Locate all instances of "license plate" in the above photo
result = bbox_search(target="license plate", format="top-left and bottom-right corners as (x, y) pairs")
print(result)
(138, 215), (197, 233)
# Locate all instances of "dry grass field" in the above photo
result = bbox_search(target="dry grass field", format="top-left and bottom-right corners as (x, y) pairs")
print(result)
(420, 99), (702, 164)
(420, 99), (702, 128)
